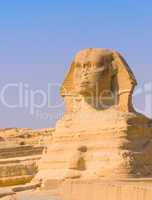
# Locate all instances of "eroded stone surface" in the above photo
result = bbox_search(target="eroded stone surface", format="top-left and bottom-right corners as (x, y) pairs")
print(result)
(61, 179), (152, 200)
(1, 48), (152, 200)
(36, 48), (152, 183)
(0, 128), (54, 186)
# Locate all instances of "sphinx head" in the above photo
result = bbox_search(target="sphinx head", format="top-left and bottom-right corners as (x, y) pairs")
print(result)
(73, 50), (113, 97)
(61, 48), (137, 112)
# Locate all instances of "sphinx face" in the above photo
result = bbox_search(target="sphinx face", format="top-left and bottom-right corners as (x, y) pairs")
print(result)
(61, 48), (136, 112)
(73, 59), (110, 96)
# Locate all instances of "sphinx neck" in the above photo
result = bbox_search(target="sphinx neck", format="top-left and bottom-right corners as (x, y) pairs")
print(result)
(64, 95), (103, 114)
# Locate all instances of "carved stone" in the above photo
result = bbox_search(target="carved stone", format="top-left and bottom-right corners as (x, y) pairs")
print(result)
(36, 48), (152, 182)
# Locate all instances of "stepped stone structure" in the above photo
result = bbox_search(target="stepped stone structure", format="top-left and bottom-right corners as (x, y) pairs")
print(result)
(36, 48), (152, 183)
(0, 128), (54, 187)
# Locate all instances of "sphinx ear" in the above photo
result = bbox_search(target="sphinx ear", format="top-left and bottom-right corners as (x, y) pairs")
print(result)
(111, 51), (137, 112)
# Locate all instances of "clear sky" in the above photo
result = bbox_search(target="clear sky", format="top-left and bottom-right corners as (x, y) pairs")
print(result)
(0, 0), (152, 129)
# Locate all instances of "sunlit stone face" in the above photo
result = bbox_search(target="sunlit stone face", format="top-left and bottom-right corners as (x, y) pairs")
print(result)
(73, 57), (110, 96)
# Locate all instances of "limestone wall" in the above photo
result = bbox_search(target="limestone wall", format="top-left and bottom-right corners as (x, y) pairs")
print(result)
(0, 146), (43, 187)
(61, 180), (152, 200)
(0, 128), (54, 187)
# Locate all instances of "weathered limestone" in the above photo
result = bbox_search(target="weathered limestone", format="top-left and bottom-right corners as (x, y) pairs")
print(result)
(0, 128), (54, 186)
(0, 128), (54, 147)
(60, 179), (152, 200)
(36, 48), (152, 183)
(0, 146), (43, 187)
(1, 48), (152, 200)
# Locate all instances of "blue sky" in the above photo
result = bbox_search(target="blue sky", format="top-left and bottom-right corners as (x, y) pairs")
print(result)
(0, 0), (152, 128)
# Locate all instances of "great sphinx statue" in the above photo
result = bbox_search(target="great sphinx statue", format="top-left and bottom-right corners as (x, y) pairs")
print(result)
(36, 48), (152, 182)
